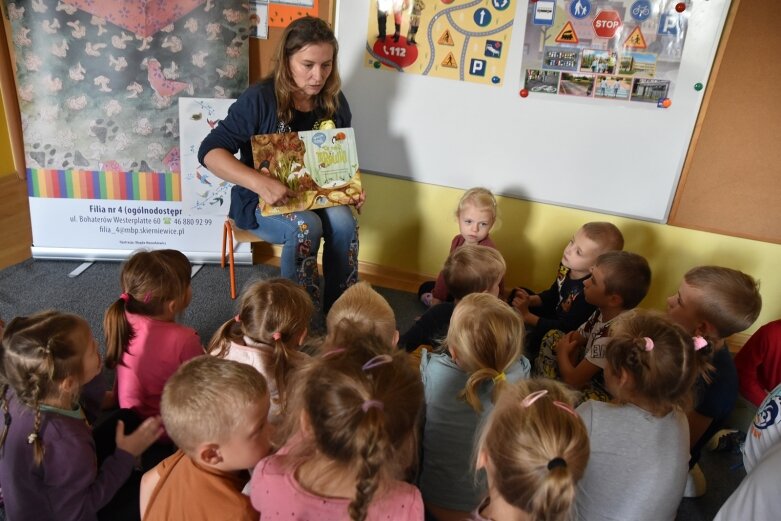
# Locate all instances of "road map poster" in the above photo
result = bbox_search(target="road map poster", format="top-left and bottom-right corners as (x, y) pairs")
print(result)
(520, 0), (688, 104)
(364, 0), (516, 86)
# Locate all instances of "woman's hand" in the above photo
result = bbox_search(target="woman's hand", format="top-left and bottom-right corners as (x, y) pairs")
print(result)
(350, 190), (367, 214)
(256, 170), (297, 206)
(115, 416), (164, 457)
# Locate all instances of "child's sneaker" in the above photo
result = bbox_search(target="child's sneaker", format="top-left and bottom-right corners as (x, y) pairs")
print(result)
(706, 429), (743, 453)
(420, 292), (434, 307)
(683, 464), (707, 498)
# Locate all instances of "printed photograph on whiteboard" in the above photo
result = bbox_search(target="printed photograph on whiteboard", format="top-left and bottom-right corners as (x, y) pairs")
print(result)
(618, 52), (657, 77)
(519, 0), (689, 104)
(363, 0), (516, 87)
(250, 0), (270, 39)
(594, 76), (631, 100)
(630, 78), (670, 102)
(579, 49), (617, 74)
(525, 69), (560, 94)
(179, 98), (238, 215)
(559, 73), (595, 97)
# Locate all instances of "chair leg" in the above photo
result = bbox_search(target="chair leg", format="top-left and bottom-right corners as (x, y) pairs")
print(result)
(227, 224), (237, 300)
(221, 221), (229, 269)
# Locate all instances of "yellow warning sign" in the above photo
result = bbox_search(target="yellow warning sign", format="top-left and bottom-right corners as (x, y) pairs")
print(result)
(441, 52), (457, 69)
(437, 29), (454, 46)
(623, 26), (647, 49)
(555, 22), (579, 44)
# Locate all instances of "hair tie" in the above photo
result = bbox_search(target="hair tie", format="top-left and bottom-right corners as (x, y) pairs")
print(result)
(323, 348), (346, 358)
(643, 337), (654, 351)
(361, 399), (384, 413)
(27, 432), (38, 444)
(693, 336), (708, 351)
(119, 292), (130, 303)
(521, 389), (548, 407)
(362, 354), (393, 371)
(234, 315), (241, 323)
(547, 457), (567, 471)
(272, 332), (282, 341)
(492, 372), (506, 384)
(143, 292), (152, 304)
(553, 400), (578, 417)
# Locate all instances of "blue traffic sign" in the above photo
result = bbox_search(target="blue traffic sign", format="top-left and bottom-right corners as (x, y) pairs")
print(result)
(570, 0), (591, 19)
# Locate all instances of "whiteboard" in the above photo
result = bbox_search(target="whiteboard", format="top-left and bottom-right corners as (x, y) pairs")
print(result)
(335, 0), (731, 221)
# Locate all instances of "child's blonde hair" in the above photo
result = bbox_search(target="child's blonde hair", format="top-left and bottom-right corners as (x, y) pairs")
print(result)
(325, 282), (396, 344)
(443, 245), (506, 300)
(279, 334), (423, 521)
(208, 278), (312, 410)
(104, 249), (192, 369)
(606, 311), (706, 416)
(445, 293), (524, 412)
(476, 379), (589, 521)
(581, 221), (624, 252)
(161, 356), (268, 453)
(0, 311), (90, 465)
(684, 266), (762, 338)
(456, 187), (498, 221)
(596, 251), (651, 309)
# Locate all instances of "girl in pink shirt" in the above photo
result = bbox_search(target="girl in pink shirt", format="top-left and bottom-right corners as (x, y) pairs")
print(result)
(250, 332), (424, 520)
(208, 278), (313, 425)
(104, 249), (203, 422)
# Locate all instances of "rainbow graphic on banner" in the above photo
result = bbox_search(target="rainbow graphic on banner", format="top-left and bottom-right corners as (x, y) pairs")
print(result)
(26, 168), (181, 201)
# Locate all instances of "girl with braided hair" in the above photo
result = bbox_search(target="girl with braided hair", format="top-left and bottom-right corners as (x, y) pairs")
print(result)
(250, 331), (424, 520)
(471, 378), (589, 521)
(575, 310), (709, 521)
(0, 311), (162, 520)
(208, 277), (313, 425)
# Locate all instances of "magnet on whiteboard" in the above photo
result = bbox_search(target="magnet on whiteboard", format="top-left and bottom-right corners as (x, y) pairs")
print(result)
(520, 89), (529, 98)
(675, 2), (686, 12)
(694, 82), (703, 91)
(657, 97), (672, 108)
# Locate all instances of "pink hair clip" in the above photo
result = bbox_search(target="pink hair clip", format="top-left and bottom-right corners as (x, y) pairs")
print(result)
(234, 315), (241, 323)
(643, 337), (654, 351)
(272, 332), (282, 341)
(119, 292), (130, 303)
(693, 336), (708, 351)
(361, 399), (384, 413)
(521, 389), (548, 407)
(553, 400), (578, 417)
(362, 354), (393, 371)
(143, 292), (152, 304)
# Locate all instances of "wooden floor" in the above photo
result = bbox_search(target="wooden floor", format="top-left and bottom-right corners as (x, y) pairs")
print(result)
(0, 174), (31, 271)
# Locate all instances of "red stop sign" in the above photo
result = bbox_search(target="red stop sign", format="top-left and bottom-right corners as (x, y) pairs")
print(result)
(592, 10), (622, 38)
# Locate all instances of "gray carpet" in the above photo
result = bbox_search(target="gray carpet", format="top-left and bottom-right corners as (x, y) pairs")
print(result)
(0, 259), (744, 520)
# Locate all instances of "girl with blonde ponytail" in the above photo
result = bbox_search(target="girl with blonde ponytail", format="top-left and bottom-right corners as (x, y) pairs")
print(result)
(208, 278), (313, 424)
(472, 378), (589, 521)
(420, 293), (530, 520)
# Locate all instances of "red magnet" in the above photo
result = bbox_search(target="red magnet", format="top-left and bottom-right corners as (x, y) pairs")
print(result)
(675, 2), (686, 12)
(520, 89), (529, 98)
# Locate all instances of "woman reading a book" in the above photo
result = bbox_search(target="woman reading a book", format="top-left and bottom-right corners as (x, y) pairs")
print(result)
(199, 16), (363, 313)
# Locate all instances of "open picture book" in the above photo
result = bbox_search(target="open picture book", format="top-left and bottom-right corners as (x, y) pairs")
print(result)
(251, 127), (361, 216)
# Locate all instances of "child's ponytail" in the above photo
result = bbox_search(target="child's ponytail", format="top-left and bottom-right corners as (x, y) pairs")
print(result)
(0, 384), (10, 452)
(476, 379), (589, 521)
(103, 294), (133, 369)
(350, 405), (386, 521)
(446, 293), (524, 412)
(207, 316), (242, 359)
(270, 330), (293, 411)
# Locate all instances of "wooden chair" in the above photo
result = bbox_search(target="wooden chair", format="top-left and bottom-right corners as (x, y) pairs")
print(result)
(221, 219), (264, 299)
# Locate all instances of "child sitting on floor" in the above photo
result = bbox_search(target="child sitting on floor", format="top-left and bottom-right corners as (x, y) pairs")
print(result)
(666, 265), (762, 497)
(418, 187), (501, 307)
(509, 221), (623, 362)
(325, 281), (399, 346)
(576, 311), (707, 521)
(537, 251), (651, 402)
(251, 334), (424, 520)
(140, 356), (272, 520)
(400, 245), (505, 352)
(420, 293), (530, 520)
(208, 278), (312, 424)
(471, 378), (589, 521)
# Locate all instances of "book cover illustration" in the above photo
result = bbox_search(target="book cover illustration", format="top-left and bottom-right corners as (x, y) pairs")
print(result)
(251, 127), (361, 216)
